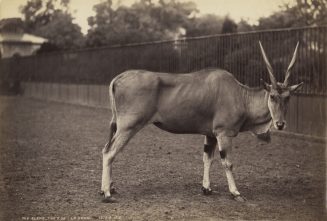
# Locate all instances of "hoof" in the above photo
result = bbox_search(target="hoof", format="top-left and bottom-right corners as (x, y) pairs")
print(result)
(201, 187), (212, 195)
(232, 195), (246, 202)
(99, 186), (116, 196)
(110, 187), (117, 194)
(101, 196), (117, 203)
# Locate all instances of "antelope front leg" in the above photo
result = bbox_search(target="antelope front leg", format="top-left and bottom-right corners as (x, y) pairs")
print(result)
(217, 135), (245, 202)
(202, 136), (217, 195)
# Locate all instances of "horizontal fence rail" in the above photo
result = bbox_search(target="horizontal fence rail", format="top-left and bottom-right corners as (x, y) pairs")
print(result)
(0, 26), (326, 96)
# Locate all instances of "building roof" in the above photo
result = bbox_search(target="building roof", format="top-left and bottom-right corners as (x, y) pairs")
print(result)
(0, 32), (48, 44)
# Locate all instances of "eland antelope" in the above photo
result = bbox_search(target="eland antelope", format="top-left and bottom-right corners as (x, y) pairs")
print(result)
(100, 42), (303, 203)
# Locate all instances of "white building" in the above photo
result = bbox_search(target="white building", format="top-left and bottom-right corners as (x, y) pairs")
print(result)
(0, 18), (47, 59)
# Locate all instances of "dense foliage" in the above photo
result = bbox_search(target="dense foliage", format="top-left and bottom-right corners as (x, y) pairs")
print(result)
(20, 0), (84, 50)
(18, 0), (327, 49)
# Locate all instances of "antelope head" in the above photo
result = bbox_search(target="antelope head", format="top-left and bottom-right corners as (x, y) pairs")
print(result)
(259, 41), (303, 130)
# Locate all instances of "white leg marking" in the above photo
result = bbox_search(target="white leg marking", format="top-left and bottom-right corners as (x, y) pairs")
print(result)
(217, 135), (240, 197)
(202, 151), (213, 189)
(202, 136), (216, 192)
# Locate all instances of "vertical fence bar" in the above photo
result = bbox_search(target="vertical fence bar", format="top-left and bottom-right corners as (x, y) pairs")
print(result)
(316, 27), (320, 95)
(319, 26), (323, 96)
(323, 27), (327, 96)
(249, 33), (254, 86)
(218, 35), (222, 68)
(304, 28), (308, 95)
(309, 28), (313, 95)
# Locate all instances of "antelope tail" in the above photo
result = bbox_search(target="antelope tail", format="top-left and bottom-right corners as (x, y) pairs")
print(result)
(109, 79), (117, 123)
(104, 79), (118, 153)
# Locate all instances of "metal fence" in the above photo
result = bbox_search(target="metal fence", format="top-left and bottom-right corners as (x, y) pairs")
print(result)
(1, 26), (326, 96)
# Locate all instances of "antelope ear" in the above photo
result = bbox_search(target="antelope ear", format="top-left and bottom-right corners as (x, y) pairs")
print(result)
(289, 82), (304, 92)
(261, 78), (271, 91)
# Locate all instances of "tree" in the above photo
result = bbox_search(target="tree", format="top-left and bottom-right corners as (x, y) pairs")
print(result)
(20, 0), (84, 50)
(221, 16), (238, 34)
(86, 0), (198, 47)
(0, 18), (25, 33)
(256, 0), (327, 29)
(86, 0), (259, 46)
(186, 14), (224, 37)
(237, 19), (253, 32)
(285, 0), (327, 26)
(257, 10), (295, 29)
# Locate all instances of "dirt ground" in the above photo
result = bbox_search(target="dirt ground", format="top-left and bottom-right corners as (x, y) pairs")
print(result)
(0, 96), (325, 221)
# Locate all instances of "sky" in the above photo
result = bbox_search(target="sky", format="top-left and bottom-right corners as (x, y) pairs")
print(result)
(0, 0), (294, 34)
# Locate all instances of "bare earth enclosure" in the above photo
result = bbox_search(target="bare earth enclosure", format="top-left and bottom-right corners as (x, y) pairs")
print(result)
(0, 96), (325, 221)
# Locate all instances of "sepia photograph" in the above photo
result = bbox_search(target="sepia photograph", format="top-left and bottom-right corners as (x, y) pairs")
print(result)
(0, 0), (326, 220)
